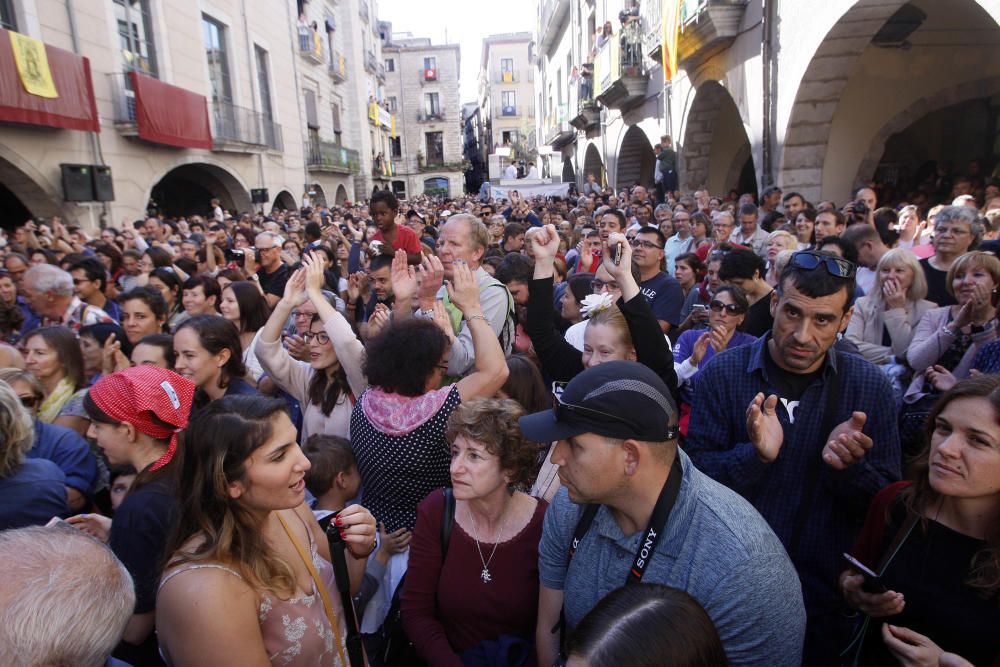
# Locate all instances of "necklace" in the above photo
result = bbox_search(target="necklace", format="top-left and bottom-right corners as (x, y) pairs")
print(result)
(468, 502), (510, 584)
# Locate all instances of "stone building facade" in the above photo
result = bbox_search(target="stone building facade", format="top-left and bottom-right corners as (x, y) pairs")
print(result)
(381, 35), (464, 198)
(478, 32), (536, 159)
(0, 0), (399, 230)
(534, 0), (1000, 204)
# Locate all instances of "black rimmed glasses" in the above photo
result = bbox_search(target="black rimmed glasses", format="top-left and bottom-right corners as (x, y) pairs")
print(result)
(630, 239), (663, 250)
(789, 251), (856, 279)
(302, 331), (330, 345)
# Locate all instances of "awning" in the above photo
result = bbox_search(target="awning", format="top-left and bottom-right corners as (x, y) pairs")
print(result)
(0, 28), (98, 132)
(129, 71), (212, 149)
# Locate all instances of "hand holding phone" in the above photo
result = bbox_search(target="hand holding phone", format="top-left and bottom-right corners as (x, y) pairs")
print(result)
(612, 242), (624, 266)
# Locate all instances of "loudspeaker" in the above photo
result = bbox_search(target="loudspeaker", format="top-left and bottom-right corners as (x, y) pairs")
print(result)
(251, 188), (269, 204)
(92, 166), (114, 202)
(61, 164), (93, 202)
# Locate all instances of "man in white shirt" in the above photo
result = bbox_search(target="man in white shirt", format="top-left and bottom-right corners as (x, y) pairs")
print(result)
(503, 162), (518, 180)
(526, 162), (540, 179)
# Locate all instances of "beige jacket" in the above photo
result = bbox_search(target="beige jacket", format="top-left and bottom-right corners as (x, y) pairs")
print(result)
(845, 296), (935, 365)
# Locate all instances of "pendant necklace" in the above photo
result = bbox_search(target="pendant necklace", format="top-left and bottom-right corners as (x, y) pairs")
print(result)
(468, 504), (509, 584)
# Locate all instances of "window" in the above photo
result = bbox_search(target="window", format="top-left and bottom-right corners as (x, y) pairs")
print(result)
(385, 58), (395, 72)
(332, 103), (342, 135)
(390, 136), (402, 158)
(202, 15), (232, 103)
(501, 130), (517, 145)
(387, 96), (397, 113)
(501, 91), (516, 113)
(255, 46), (273, 120)
(0, 0), (15, 31)
(114, 0), (158, 76)
(501, 58), (514, 73)
(425, 131), (444, 163)
(304, 89), (319, 129)
(424, 92), (440, 117)
(423, 56), (437, 71)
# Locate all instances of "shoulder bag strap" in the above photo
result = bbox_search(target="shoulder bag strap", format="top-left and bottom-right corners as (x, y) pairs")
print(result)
(788, 351), (842, 557)
(276, 513), (350, 667)
(875, 509), (920, 576)
(441, 487), (456, 560)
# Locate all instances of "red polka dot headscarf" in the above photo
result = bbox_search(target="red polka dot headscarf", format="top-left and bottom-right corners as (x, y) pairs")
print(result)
(88, 366), (196, 471)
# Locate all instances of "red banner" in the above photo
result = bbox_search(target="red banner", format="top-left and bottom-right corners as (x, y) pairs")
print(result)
(130, 71), (212, 149)
(0, 28), (98, 132)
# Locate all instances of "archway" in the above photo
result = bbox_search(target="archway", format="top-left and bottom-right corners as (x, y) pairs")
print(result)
(681, 81), (756, 195)
(583, 143), (605, 186)
(561, 158), (576, 185)
(272, 189), (296, 212)
(310, 183), (327, 207)
(148, 162), (251, 218)
(391, 180), (406, 196)
(0, 152), (64, 230)
(780, 0), (1000, 203)
(335, 184), (349, 205)
(615, 126), (655, 190)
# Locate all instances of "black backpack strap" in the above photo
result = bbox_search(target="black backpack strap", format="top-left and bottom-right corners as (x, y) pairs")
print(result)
(441, 487), (456, 560)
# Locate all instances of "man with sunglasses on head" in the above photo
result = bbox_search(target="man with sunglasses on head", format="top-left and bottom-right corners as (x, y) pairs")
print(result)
(523, 361), (805, 667)
(685, 250), (901, 666)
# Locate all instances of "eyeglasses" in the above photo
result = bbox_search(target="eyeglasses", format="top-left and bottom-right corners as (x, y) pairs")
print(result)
(292, 311), (315, 320)
(630, 239), (662, 250)
(256, 245), (279, 252)
(591, 279), (620, 292)
(72, 278), (90, 285)
(789, 251), (856, 279)
(302, 331), (330, 345)
(709, 299), (746, 315)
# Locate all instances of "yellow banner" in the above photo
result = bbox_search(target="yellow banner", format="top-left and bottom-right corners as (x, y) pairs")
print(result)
(390, 114), (396, 139)
(10, 31), (58, 98)
(661, 0), (682, 81)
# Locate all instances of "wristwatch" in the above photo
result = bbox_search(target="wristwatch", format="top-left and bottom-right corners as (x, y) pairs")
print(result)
(250, 274), (260, 282)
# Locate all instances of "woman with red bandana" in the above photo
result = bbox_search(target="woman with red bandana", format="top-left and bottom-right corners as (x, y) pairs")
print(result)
(66, 365), (195, 667)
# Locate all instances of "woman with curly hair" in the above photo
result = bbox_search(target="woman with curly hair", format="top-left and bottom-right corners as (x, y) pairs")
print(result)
(402, 398), (546, 666)
(841, 375), (1000, 666)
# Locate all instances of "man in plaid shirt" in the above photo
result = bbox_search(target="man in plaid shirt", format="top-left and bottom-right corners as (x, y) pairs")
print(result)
(686, 251), (901, 665)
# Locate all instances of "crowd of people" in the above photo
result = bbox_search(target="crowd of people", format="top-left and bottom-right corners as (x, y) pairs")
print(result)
(0, 173), (999, 667)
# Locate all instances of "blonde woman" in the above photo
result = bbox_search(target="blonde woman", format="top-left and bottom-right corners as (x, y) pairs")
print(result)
(764, 230), (798, 286)
(846, 248), (935, 366)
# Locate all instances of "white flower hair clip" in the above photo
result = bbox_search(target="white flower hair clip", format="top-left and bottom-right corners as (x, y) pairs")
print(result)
(579, 293), (614, 319)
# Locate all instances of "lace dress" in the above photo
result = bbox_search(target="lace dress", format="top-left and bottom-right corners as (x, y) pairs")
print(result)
(159, 516), (348, 666)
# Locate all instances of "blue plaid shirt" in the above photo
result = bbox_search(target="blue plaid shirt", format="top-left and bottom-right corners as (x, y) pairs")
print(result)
(685, 334), (901, 616)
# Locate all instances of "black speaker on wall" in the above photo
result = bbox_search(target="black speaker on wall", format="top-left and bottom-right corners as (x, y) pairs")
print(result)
(92, 166), (115, 202)
(61, 164), (93, 202)
(251, 188), (269, 204)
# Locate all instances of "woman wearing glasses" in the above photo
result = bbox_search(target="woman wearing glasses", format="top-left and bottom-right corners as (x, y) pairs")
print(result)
(255, 255), (365, 441)
(673, 286), (755, 408)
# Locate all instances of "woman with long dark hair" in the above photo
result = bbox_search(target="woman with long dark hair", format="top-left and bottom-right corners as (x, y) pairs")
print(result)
(219, 280), (270, 384)
(841, 375), (1000, 665)
(67, 365), (194, 666)
(255, 256), (365, 441)
(156, 395), (376, 667)
(173, 314), (257, 408)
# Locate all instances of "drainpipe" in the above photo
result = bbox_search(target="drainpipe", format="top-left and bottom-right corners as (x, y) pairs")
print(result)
(761, 0), (775, 189)
(64, 0), (108, 228)
(284, 0), (311, 200)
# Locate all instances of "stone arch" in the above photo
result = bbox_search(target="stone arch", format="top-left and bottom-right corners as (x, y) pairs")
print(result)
(583, 143), (605, 186)
(854, 75), (1000, 192)
(272, 189), (296, 211)
(561, 158), (576, 184)
(615, 126), (655, 190)
(680, 81), (755, 195)
(0, 151), (65, 229)
(335, 184), (349, 204)
(310, 183), (327, 207)
(147, 159), (251, 218)
(780, 0), (1000, 202)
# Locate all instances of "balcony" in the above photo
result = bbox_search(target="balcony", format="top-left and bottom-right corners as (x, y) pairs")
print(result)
(417, 110), (445, 122)
(497, 71), (517, 83)
(377, 62), (386, 82)
(307, 139), (361, 174)
(364, 50), (377, 74)
(329, 51), (347, 82)
(677, 0), (749, 66)
(570, 81), (600, 132)
(107, 72), (212, 149)
(211, 100), (272, 151)
(593, 23), (649, 111)
(538, 0), (570, 55)
(500, 105), (517, 117)
(544, 106), (574, 149)
(262, 117), (283, 151)
(298, 36), (325, 64)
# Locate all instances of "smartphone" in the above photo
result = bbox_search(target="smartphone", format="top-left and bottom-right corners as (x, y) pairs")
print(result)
(692, 303), (709, 312)
(843, 553), (887, 593)
(612, 242), (623, 266)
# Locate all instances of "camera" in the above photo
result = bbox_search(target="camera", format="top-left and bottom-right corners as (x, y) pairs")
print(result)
(852, 200), (868, 220)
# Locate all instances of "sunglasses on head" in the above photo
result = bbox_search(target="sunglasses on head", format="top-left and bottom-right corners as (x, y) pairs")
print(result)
(789, 251), (856, 279)
(709, 299), (745, 315)
(553, 394), (638, 431)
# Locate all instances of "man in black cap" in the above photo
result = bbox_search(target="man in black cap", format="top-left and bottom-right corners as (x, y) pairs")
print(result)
(522, 361), (806, 667)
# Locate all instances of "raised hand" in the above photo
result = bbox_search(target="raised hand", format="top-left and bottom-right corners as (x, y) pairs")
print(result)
(367, 303), (391, 338)
(417, 255), (445, 303)
(527, 224), (560, 264)
(822, 412), (872, 470)
(301, 252), (327, 295)
(281, 268), (309, 307)
(746, 392), (783, 463)
(431, 300), (456, 342)
(689, 331), (711, 366)
(101, 333), (130, 376)
(347, 272), (365, 303)
(390, 249), (417, 305)
(600, 231), (633, 281)
(446, 261), (482, 317)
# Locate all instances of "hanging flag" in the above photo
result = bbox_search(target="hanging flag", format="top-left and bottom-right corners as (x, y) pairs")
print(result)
(661, 0), (683, 81)
(10, 31), (58, 98)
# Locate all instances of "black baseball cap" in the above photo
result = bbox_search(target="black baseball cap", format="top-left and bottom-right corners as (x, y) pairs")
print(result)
(519, 361), (678, 443)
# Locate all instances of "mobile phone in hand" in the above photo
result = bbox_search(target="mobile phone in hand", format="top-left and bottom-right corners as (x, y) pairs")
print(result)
(612, 242), (623, 265)
(843, 553), (887, 594)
